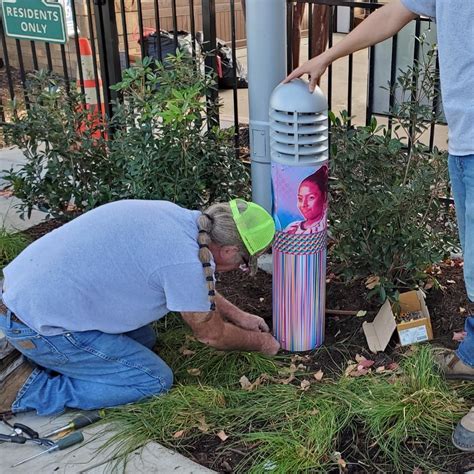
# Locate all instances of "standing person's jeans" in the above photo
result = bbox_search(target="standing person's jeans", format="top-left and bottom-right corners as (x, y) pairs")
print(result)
(0, 311), (173, 415)
(448, 154), (474, 367)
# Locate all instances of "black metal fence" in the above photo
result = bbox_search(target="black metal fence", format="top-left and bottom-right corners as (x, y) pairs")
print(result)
(0, 0), (446, 152)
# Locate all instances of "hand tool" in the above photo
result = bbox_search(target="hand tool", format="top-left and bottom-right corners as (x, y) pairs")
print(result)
(1, 420), (56, 447)
(43, 410), (104, 438)
(11, 431), (84, 467)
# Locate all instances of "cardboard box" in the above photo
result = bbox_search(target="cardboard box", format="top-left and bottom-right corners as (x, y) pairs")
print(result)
(363, 289), (433, 353)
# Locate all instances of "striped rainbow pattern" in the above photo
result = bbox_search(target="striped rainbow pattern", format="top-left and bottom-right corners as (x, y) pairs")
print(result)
(273, 232), (326, 351)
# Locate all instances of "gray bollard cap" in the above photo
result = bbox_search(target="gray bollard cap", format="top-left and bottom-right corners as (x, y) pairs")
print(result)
(270, 78), (327, 114)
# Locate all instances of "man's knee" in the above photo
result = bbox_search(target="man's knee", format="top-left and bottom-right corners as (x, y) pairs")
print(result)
(140, 364), (174, 396)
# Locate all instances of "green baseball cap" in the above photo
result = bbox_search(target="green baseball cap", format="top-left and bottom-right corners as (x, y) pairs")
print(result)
(229, 198), (276, 256)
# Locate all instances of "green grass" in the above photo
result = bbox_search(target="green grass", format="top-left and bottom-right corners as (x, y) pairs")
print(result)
(104, 321), (473, 473)
(0, 227), (30, 274)
(155, 314), (284, 386)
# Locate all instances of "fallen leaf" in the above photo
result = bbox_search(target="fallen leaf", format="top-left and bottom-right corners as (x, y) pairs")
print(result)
(344, 363), (357, 376)
(424, 280), (434, 290)
(365, 275), (380, 289)
(180, 348), (196, 356)
(0, 189), (14, 198)
(453, 331), (467, 342)
(187, 368), (201, 376)
(173, 430), (185, 438)
(356, 310), (367, 318)
(300, 380), (311, 391)
(355, 354), (366, 363)
(216, 430), (229, 442)
(357, 359), (375, 369)
(313, 370), (324, 381)
(386, 362), (400, 371)
(350, 368), (369, 377)
(375, 366), (386, 373)
(338, 457), (348, 471)
(197, 416), (209, 433)
(460, 307), (467, 314)
(239, 375), (252, 390)
(446, 279), (456, 284)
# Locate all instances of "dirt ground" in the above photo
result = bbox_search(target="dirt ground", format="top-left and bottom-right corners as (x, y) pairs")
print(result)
(22, 219), (474, 473)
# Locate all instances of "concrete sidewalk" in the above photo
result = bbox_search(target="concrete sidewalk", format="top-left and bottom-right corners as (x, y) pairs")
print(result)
(0, 146), (47, 232)
(0, 146), (213, 473)
(0, 410), (213, 473)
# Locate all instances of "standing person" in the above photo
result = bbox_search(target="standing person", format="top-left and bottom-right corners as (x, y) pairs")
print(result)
(0, 199), (279, 416)
(285, 0), (474, 452)
(284, 166), (328, 235)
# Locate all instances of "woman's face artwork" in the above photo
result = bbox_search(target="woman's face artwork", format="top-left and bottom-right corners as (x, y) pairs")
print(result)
(297, 180), (324, 223)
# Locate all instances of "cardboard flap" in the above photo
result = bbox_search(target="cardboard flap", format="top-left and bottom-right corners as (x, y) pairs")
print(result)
(399, 290), (421, 312)
(362, 299), (397, 353)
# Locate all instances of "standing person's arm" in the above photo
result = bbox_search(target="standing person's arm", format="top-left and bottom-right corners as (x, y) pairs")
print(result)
(284, 0), (417, 91)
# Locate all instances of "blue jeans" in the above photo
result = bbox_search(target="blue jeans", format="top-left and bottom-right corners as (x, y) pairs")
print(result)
(0, 311), (173, 415)
(448, 154), (474, 367)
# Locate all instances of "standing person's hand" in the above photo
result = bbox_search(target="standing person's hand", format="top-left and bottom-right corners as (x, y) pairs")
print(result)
(283, 54), (330, 92)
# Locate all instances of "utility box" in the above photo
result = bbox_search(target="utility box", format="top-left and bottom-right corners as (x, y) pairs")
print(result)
(270, 79), (329, 352)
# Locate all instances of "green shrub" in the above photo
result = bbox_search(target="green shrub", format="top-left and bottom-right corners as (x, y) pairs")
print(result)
(107, 54), (249, 207)
(2, 70), (112, 220)
(2, 54), (249, 219)
(329, 39), (458, 295)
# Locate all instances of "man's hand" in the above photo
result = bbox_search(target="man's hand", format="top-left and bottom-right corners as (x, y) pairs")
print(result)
(260, 334), (280, 356)
(181, 311), (279, 355)
(228, 312), (270, 333)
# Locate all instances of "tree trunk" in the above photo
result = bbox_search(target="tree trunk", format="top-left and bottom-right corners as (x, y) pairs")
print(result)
(292, 3), (306, 70)
(292, 4), (330, 71)
(310, 5), (330, 59)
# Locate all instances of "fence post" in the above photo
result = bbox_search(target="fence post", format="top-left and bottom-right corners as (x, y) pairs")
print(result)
(201, 0), (220, 128)
(93, 0), (122, 121)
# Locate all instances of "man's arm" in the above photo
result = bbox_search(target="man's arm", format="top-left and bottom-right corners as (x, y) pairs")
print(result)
(180, 311), (280, 355)
(284, 0), (417, 91)
(215, 292), (270, 332)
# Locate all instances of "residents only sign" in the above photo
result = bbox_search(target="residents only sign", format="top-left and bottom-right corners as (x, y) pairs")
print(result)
(1, 0), (67, 44)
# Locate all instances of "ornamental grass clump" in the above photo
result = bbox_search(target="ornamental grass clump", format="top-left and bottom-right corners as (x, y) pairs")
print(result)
(0, 227), (30, 274)
(104, 343), (471, 473)
(155, 314), (280, 386)
(338, 346), (469, 471)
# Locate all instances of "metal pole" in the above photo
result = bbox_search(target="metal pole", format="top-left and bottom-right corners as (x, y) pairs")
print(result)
(93, 0), (122, 120)
(246, 0), (286, 212)
(202, 0), (219, 129)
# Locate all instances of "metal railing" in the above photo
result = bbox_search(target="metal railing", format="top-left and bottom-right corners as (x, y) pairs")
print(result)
(0, 0), (446, 153)
(287, 0), (444, 149)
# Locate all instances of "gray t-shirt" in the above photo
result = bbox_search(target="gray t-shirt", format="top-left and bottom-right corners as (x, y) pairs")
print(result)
(401, 0), (474, 156)
(3, 200), (212, 335)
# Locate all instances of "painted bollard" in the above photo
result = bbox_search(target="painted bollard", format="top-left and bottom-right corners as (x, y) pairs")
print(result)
(270, 79), (329, 351)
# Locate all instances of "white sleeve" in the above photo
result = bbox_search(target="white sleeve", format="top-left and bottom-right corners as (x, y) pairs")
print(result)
(155, 262), (213, 313)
